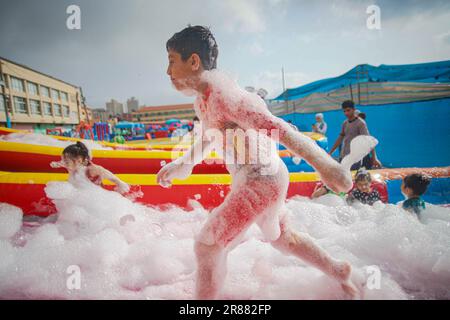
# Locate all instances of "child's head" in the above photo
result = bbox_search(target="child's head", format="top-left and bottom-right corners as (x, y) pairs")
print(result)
(62, 141), (90, 171)
(401, 174), (431, 198)
(354, 168), (372, 193)
(315, 113), (324, 122)
(166, 25), (218, 92)
(342, 100), (356, 119)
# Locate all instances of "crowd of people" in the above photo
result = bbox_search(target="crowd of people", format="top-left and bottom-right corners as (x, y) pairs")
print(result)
(307, 99), (432, 220)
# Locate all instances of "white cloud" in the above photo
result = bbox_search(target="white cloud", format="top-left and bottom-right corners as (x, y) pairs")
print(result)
(221, 0), (266, 33)
(249, 70), (313, 99)
(248, 41), (265, 55)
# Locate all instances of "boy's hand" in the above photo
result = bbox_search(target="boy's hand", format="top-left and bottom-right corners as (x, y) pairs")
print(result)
(157, 159), (193, 188)
(371, 157), (382, 169)
(116, 181), (130, 194)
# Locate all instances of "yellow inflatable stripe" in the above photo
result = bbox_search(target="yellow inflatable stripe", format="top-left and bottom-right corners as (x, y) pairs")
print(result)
(0, 141), (224, 159)
(0, 171), (319, 185)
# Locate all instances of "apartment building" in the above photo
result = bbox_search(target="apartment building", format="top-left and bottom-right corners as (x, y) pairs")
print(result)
(0, 57), (83, 131)
(132, 103), (195, 123)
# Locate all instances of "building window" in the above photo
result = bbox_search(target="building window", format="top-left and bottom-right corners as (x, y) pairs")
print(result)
(11, 77), (24, 92)
(28, 82), (39, 96)
(44, 102), (52, 115)
(54, 104), (62, 116)
(63, 105), (70, 117)
(61, 92), (68, 103)
(30, 100), (41, 115)
(13, 96), (27, 114)
(51, 89), (59, 101)
(41, 86), (50, 98)
(0, 94), (4, 112)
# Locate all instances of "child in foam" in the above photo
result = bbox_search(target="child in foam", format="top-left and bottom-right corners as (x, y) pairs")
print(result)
(157, 25), (378, 300)
(50, 141), (130, 194)
(401, 174), (431, 219)
(347, 168), (381, 206)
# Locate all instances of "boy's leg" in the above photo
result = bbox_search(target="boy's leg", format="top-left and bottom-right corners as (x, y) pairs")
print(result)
(195, 178), (275, 299)
(271, 221), (359, 298)
(194, 241), (228, 300)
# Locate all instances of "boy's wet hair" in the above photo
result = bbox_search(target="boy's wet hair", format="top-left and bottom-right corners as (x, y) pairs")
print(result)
(166, 25), (218, 70)
(63, 141), (90, 162)
(403, 174), (431, 196)
(342, 100), (355, 109)
(355, 167), (371, 183)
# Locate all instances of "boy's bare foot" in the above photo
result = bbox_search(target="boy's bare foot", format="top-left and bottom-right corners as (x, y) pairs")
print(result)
(341, 279), (359, 299)
(332, 261), (362, 300)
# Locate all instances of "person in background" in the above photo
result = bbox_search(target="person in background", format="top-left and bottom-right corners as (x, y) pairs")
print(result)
(312, 113), (327, 135)
(328, 100), (382, 170)
(401, 174), (431, 219)
(347, 168), (381, 206)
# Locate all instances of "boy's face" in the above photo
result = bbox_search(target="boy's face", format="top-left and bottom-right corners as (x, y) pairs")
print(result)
(167, 50), (199, 92)
(343, 107), (355, 120)
(356, 179), (371, 193)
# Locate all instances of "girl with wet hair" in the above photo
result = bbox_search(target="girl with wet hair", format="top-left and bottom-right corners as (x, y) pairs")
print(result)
(50, 141), (130, 194)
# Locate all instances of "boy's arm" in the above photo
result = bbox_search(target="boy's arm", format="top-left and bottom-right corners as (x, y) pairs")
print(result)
(226, 99), (336, 168)
(173, 136), (213, 167)
(328, 135), (343, 156)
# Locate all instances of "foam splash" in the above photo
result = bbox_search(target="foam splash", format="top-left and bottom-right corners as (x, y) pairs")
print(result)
(0, 133), (111, 150)
(0, 181), (449, 299)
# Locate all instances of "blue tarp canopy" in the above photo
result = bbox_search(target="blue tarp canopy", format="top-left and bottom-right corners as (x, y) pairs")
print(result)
(273, 60), (450, 101)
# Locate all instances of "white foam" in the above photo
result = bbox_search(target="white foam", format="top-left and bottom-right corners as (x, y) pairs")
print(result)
(0, 203), (23, 239)
(0, 133), (111, 150)
(0, 176), (449, 299)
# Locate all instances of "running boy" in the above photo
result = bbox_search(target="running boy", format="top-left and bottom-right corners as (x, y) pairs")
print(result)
(157, 26), (377, 299)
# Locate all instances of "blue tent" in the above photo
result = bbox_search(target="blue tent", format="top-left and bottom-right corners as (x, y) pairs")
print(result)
(268, 60), (450, 172)
(273, 60), (450, 101)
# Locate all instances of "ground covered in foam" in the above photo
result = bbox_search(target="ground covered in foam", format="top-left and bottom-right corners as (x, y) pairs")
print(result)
(0, 133), (111, 150)
(0, 181), (449, 299)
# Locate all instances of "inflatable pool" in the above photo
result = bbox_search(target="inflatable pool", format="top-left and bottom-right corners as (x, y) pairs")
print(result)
(0, 127), (325, 173)
(0, 170), (389, 216)
(1, 167), (449, 217)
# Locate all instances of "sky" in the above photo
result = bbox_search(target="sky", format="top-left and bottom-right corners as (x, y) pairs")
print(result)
(1, 0), (449, 110)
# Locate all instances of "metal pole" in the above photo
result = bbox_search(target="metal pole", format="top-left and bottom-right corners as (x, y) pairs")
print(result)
(282, 66), (292, 122)
(0, 61), (12, 128)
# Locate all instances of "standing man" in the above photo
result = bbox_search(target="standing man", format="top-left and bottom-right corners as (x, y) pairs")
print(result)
(328, 100), (381, 170)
